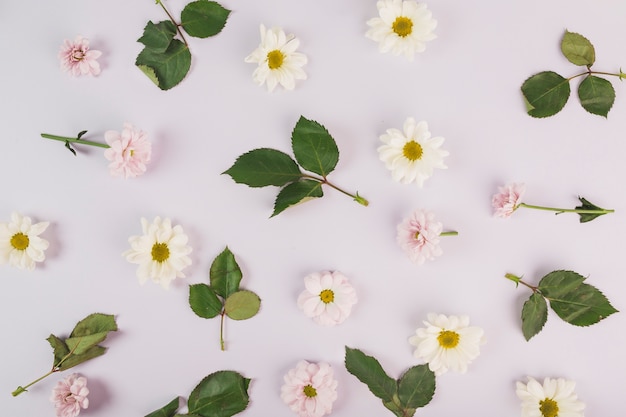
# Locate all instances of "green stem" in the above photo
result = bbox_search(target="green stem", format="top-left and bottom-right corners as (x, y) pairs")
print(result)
(518, 202), (614, 215)
(220, 311), (226, 351)
(505, 273), (538, 292)
(155, 0), (188, 46)
(41, 133), (109, 149)
(568, 69), (623, 81)
(302, 174), (369, 206)
(440, 231), (458, 236)
(12, 369), (57, 396)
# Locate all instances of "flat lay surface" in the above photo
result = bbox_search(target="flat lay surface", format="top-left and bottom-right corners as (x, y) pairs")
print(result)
(2, 1), (626, 416)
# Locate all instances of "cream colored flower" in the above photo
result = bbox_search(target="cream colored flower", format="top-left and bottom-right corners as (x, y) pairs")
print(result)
(0, 212), (49, 270)
(516, 376), (585, 417)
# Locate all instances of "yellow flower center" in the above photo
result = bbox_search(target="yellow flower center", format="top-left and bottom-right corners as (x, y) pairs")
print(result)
(402, 140), (423, 161)
(539, 398), (559, 417)
(72, 50), (85, 61)
(303, 384), (317, 398)
(392, 17), (413, 37)
(267, 50), (285, 70)
(319, 289), (335, 304)
(10, 233), (30, 250)
(414, 231), (421, 240)
(151, 242), (170, 263)
(437, 330), (460, 349)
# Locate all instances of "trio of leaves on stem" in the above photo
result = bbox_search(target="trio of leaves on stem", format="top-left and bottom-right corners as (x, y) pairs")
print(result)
(344, 347), (436, 417)
(136, 0), (230, 90)
(189, 247), (261, 350)
(522, 30), (624, 118)
(509, 270), (618, 341)
(224, 116), (368, 217)
(145, 370), (251, 417)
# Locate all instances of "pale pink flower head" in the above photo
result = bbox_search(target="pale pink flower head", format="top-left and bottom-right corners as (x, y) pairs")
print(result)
(297, 271), (357, 326)
(397, 209), (443, 264)
(50, 373), (89, 417)
(492, 183), (526, 218)
(58, 36), (102, 77)
(104, 123), (152, 178)
(281, 360), (338, 417)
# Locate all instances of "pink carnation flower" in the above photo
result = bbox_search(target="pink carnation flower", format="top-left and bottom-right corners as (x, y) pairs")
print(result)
(397, 209), (443, 264)
(50, 373), (89, 417)
(281, 360), (338, 417)
(492, 183), (526, 218)
(58, 36), (102, 77)
(297, 271), (357, 326)
(104, 123), (152, 178)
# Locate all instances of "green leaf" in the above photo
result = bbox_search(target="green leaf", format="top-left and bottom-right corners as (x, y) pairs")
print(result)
(181, 0), (230, 39)
(47, 334), (70, 367)
(561, 30), (596, 66)
(189, 284), (223, 319)
(138, 65), (160, 86)
(271, 179), (324, 217)
(521, 71), (571, 118)
(223, 148), (302, 187)
(66, 313), (118, 355)
(136, 39), (191, 90)
(538, 270), (586, 298)
(209, 247), (242, 298)
(575, 196), (612, 223)
(65, 333), (112, 355)
(548, 282), (618, 327)
(521, 293), (548, 341)
(145, 397), (180, 417)
(224, 290), (261, 320)
(138, 21), (177, 53)
(187, 371), (251, 417)
(397, 365), (436, 410)
(578, 75), (615, 117)
(344, 347), (397, 403)
(57, 346), (107, 371)
(291, 116), (339, 177)
(382, 395), (406, 417)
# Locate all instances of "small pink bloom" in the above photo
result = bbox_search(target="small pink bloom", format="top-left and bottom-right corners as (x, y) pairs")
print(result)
(50, 373), (89, 417)
(397, 209), (443, 265)
(104, 123), (152, 178)
(59, 36), (102, 77)
(492, 183), (526, 218)
(297, 271), (357, 326)
(281, 360), (338, 417)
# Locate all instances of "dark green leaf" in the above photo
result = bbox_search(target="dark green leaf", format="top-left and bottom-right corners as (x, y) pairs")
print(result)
(138, 21), (177, 53)
(575, 196), (612, 223)
(209, 247), (242, 298)
(65, 141), (76, 156)
(223, 148), (302, 187)
(521, 293), (548, 341)
(57, 346), (107, 371)
(291, 116), (339, 177)
(521, 71), (571, 118)
(47, 334), (70, 367)
(271, 179), (323, 217)
(181, 0), (230, 39)
(578, 75), (615, 117)
(76, 130), (88, 139)
(561, 30), (596, 66)
(548, 283), (618, 327)
(538, 270), (586, 298)
(344, 347), (397, 403)
(189, 284), (223, 319)
(397, 365), (436, 409)
(187, 371), (251, 417)
(224, 290), (261, 320)
(136, 39), (191, 90)
(145, 397), (180, 417)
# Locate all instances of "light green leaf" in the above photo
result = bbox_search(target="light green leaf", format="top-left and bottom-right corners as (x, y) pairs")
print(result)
(66, 333), (112, 355)
(223, 148), (302, 187)
(344, 347), (397, 403)
(291, 116), (339, 177)
(561, 30), (596, 66)
(382, 395), (406, 417)
(138, 21), (177, 53)
(189, 284), (223, 319)
(224, 290), (261, 320)
(575, 196), (612, 223)
(136, 39), (191, 90)
(56, 346), (107, 371)
(548, 283), (618, 327)
(181, 0), (230, 39)
(521, 292), (548, 341)
(209, 247), (242, 298)
(187, 371), (251, 417)
(521, 71), (571, 118)
(578, 75), (615, 117)
(271, 179), (324, 217)
(138, 65), (159, 86)
(66, 313), (118, 355)
(145, 397), (180, 417)
(538, 270), (586, 298)
(397, 365), (436, 410)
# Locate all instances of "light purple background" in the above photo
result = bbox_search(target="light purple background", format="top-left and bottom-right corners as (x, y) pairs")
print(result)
(2, 1), (626, 416)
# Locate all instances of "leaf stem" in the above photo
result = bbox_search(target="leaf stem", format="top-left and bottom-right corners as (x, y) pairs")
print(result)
(302, 174), (369, 206)
(11, 369), (56, 397)
(155, 0), (188, 47)
(41, 133), (109, 149)
(568, 69), (623, 81)
(519, 202), (614, 215)
(440, 231), (459, 236)
(220, 311), (226, 351)
(505, 273), (538, 292)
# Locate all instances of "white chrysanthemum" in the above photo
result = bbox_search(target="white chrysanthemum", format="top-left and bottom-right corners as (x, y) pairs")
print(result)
(409, 313), (485, 376)
(123, 217), (192, 289)
(366, 0), (437, 60)
(297, 271), (358, 326)
(0, 212), (49, 271)
(244, 24), (307, 92)
(516, 376), (585, 417)
(378, 118), (448, 186)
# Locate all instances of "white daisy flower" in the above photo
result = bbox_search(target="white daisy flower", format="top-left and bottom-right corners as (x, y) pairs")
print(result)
(516, 376), (585, 417)
(0, 212), (49, 271)
(244, 24), (308, 92)
(377, 117), (448, 186)
(297, 271), (358, 326)
(408, 313), (485, 376)
(123, 217), (192, 289)
(366, 0), (437, 60)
